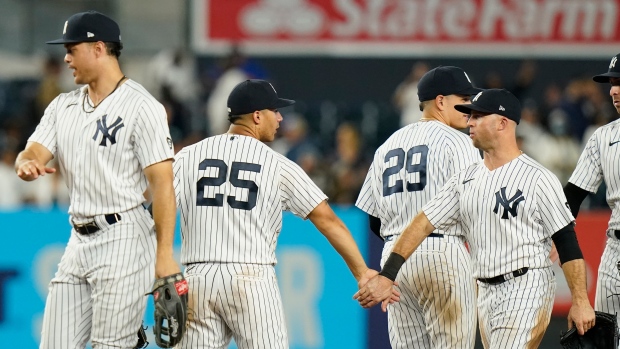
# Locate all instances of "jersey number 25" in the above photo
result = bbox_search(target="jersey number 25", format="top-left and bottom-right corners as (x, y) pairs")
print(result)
(382, 145), (428, 197)
(196, 159), (261, 211)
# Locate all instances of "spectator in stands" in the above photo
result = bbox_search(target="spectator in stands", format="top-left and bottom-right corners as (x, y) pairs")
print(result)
(329, 123), (370, 204)
(392, 61), (429, 127)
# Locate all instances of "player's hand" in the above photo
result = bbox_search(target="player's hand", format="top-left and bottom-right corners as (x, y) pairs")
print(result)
(155, 254), (181, 279)
(16, 159), (55, 181)
(550, 242), (559, 264)
(357, 268), (379, 289)
(567, 299), (596, 335)
(353, 274), (398, 311)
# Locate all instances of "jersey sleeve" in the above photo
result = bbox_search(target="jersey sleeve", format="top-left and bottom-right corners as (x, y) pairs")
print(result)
(536, 171), (575, 234)
(28, 96), (59, 155)
(568, 130), (603, 193)
(423, 173), (461, 231)
(173, 149), (187, 208)
(133, 101), (174, 169)
(355, 161), (380, 217)
(279, 157), (328, 219)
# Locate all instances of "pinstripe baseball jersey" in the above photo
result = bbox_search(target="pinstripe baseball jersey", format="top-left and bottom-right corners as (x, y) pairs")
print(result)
(569, 119), (620, 231)
(356, 121), (481, 238)
(28, 80), (174, 220)
(173, 133), (327, 265)
(568, 119), (620, 326)
(356, 120), (480, 349)
(424, 154), (574, 278)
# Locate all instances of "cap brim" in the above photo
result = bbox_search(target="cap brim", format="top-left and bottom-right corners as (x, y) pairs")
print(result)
(454, 103), (495, 115)
(593, 72), (620, 83)
(46, 38), (83, 45)
(273, 98), (295, 109)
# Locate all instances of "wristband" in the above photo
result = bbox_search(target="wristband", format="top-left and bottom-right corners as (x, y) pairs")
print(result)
(379, 252), (406, 281)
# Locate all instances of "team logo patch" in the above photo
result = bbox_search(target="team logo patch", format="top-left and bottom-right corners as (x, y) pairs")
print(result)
(493, 187), (525, 219)
(167, 137), (173, 149)
(175, 279), (188, 296)
(92, 114), (124, 146)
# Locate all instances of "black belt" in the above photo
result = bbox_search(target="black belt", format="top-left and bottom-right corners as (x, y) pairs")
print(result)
(614, 230), (620, 239)
(73, 213), (121, 235)
(478, 267), (529, 285)
(384, 233), (443, 242)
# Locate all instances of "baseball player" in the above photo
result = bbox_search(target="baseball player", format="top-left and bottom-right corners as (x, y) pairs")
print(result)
(355, 89), (596, 348)
(355, 66), (481, 348)
(564, 53), (620, 327)
(14, 11), (181, 348)
(173, 79), (397, 349)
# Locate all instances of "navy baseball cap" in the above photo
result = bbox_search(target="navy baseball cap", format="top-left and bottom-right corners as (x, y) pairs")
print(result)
(593, 53), (620, 83)
(227, 79), (295, 116)
(417, 66), (481, 102)
(454, 89), (522, 124)
(46, 11), (121, 45)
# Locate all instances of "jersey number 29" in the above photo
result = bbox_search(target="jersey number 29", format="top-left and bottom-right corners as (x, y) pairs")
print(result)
(382, 145), (428, 197)
(196, 159), (261, 210)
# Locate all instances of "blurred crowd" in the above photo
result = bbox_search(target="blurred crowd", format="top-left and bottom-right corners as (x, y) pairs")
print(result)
(0, 52), (615, 211)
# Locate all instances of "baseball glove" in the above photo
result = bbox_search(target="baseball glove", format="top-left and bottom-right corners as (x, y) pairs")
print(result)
(134, 323), (148, 349)
(560, 311), (619, 349)
(146, 272), (189, 348)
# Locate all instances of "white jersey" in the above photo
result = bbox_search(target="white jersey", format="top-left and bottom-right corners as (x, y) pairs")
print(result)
(28, 80), (173, 220)
(424, 154), (574, 278)
(173, 134), (327, 265)
(568, 119), (620, 326)
(356, 121), (481, 238)
(569, 119), (620, 232)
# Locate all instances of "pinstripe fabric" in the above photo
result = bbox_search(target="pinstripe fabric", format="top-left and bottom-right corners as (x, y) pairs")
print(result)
(173, 134), (327, 348)
(40, 206), (156, 349)
(174, 134), (326, 265)
(29, 79), (172, 348)
(476, 268), (555, 349)
(424, 154), (574, 279)
(178, 264), (287, 349)
(568, 120), (620, 326)
(29, 80), (174, 220)
(356, 121), (480, 349)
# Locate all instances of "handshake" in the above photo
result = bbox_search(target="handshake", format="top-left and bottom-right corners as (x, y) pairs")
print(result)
(353, 268), (401, 312)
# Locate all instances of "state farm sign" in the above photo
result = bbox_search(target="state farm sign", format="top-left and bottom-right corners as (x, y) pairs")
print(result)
(193, 0), (620, 57)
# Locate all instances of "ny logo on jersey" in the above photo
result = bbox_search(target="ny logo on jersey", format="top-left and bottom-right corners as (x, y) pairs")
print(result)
(493, 187), (525, 219)
(92, 114), (124, 146)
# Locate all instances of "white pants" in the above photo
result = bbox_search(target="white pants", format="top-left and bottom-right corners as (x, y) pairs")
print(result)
(40, 206), (155, 349)
(382, 235), (476, 349)
(477, 267), (555, 349)
(595, 237), (620, 327)
(178, 263), (288, 349)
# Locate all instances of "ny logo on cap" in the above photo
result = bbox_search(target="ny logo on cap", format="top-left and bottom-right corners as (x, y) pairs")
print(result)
(610, 56), (617, 69)
(269, 83), (277, 94)
(464, 72), (472, 83)
(63, 21), (68, 34)
(499, 105), (505, 111)
(472, 91), (483, 102)
(87, 32), (95, 38)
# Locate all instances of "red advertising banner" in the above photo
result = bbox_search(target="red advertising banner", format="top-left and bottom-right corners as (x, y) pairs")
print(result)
(553, 210), (611, 315)
(193, 0), (620, 57)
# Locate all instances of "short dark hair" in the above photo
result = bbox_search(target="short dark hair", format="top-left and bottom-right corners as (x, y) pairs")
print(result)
(104, 41), (123, 58)
(419, 100), (431, 112)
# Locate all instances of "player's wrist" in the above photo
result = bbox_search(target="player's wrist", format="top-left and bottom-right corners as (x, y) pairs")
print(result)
(378, 252), (406, 282)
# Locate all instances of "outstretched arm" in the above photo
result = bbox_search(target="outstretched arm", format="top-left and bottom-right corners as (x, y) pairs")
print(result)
(354, 211), (435, 310)
(15, 141), (55, 181)
(307, 200), (369, 281)
(552, 224), (595, 335)
(144, 159), (181, 278)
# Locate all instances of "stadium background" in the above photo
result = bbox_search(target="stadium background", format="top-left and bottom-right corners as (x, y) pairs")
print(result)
(0, 0), (618, 348)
